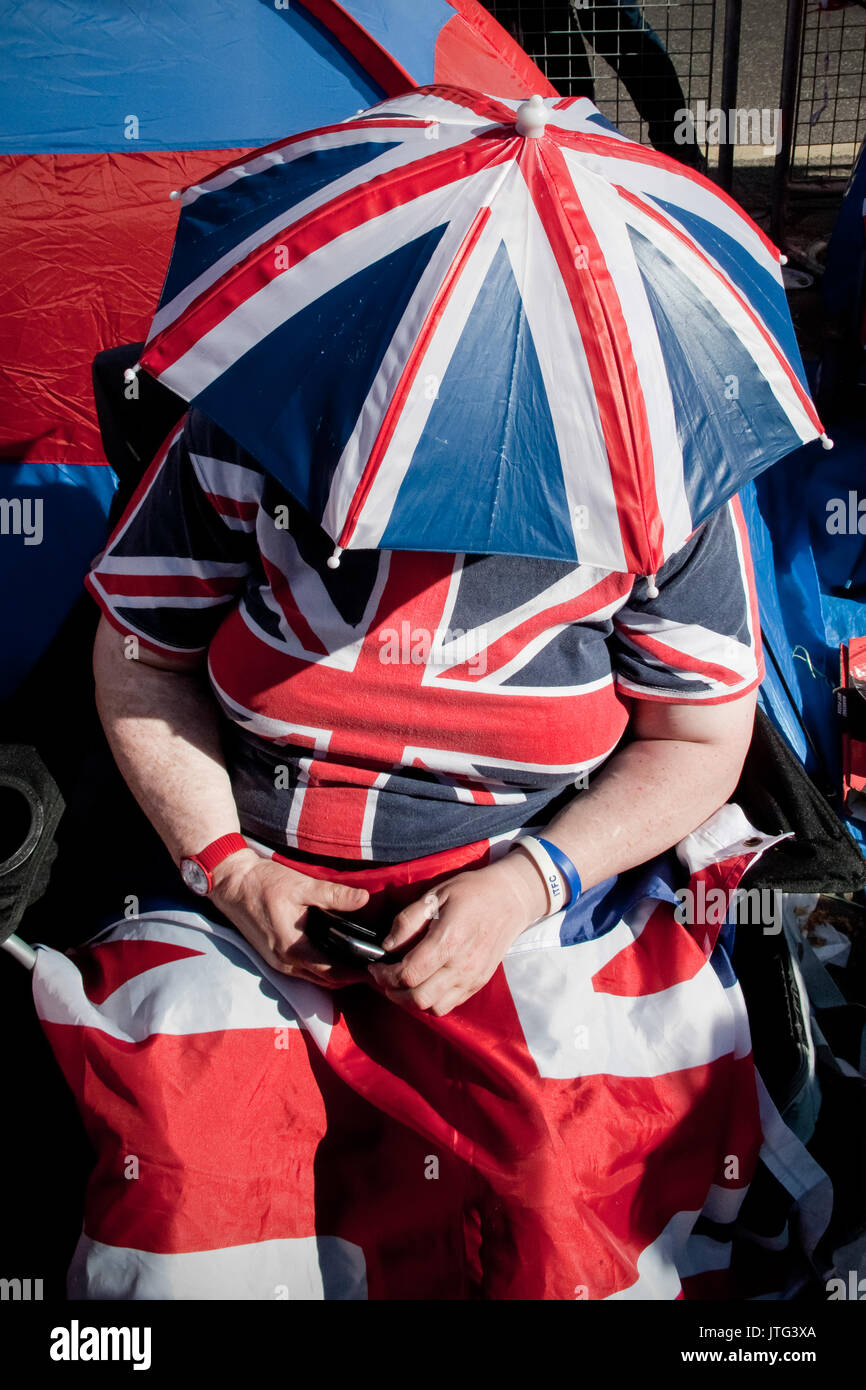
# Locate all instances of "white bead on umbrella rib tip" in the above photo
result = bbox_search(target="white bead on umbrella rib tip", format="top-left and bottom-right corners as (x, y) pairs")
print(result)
(779, 253), (788, 265)
(326, 547), (343, 569)
(645, 575), (659, 598)
(123, 364), (140, 382)
(515, 93), (549, 138)
(821, 433), (834, 450)
(169, 189), (182, 200)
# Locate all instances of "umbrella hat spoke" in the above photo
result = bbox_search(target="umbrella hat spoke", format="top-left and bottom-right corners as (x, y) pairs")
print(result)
(523, 137), (664, 575)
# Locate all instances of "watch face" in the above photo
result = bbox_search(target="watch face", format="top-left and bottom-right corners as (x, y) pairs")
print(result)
(180, 858), (210, 896)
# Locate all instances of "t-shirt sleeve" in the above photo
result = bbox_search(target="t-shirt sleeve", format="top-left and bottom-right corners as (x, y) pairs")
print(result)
(85, 408), (260, 657)
(610, 496), (764, 704)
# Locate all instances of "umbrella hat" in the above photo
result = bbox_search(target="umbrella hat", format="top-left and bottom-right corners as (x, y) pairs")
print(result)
(138, 85), (830, 577)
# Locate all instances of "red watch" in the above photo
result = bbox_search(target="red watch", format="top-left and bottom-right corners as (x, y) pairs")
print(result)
(179, 833), (250, 896)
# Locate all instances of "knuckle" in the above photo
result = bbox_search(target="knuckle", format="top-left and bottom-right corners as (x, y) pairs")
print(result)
(397, 962), (424, 990)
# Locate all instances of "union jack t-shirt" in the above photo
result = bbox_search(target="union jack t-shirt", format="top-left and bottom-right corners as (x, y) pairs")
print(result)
(86, 409), (764, 863)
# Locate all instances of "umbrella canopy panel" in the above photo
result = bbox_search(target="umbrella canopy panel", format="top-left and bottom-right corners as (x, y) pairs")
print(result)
(141, 86), (827, 577)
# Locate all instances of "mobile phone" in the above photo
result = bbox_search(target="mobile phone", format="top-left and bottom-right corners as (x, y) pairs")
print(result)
(304, 905), (390, 963)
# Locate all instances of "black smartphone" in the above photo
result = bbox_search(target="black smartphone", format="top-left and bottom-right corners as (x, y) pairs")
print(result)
(304, 905), (390, 963)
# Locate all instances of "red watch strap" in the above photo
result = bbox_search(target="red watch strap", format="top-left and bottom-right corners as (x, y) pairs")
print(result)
(194, 833), (250, 873)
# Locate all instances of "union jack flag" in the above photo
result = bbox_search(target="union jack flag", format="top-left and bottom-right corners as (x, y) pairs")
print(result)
(32, 805), (830, 1300)
(138, 86), (827, 576)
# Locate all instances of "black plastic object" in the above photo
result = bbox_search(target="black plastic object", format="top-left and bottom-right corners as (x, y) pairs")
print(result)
(91, 342), (187, 526)
(735, 706), (866, 895)
(0, 745), (64, 944)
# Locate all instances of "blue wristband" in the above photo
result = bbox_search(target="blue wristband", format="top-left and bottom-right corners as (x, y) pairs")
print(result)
(536, 837), (582, 906)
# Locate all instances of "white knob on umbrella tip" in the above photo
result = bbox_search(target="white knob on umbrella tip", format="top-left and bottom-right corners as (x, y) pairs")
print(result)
(645, 574), (659, 599)
(326, 546), (343, 569)
(123, 364), (140, 382)
(515, 94), (549, 137)
(169, 189), (182, 200)
(779, 253), (788, 265)
(821, 433), (834, 450)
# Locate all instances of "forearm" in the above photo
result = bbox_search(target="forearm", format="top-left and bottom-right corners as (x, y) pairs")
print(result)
(537, 720), (751, 894)
(92, 619), (251, 868)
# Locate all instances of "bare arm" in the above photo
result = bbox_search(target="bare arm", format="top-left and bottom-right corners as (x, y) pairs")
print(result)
(92, 615), (370, 984)
(371, 689), (758, 1015)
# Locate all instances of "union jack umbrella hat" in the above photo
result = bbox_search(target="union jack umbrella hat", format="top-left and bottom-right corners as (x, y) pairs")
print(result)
(135, 85), (831, 583)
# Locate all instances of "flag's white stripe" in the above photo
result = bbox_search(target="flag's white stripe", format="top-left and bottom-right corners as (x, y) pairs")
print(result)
(753, 1072), (833, 1256)
(154, 125), (469, 328)
(612, 183), (817, 441)
(505, 939), (749, 1078)
(427, 553), (628, 681)
(359, 773), (390, 861)
(615, 611), (759, 683)
(421, 665), (618, 699)
(400, 744), (612, 785)
(179, 119), (438, 205)
(33, 914), (334, 1048)
(504, 881), (753, 1077)
(254, 527), (391, 670)
(605, 1208), (698, 1300)
(237, 591), (364, 670)
(68, 1232), (367, 1301)
(564, 145), (778, 277)
(188, 451), (264, 504)
(94, 555), (248, 578)
(321, 163), (517, 545)
(94, 590), (229, 610)
(699, 1181), (749, 1225)
(207, 661), (333, 749)
(566, 162), (693, 553)
(155, 165), (501, 401)
(284, 756), (310, 848)
(495, 173), (630, 569)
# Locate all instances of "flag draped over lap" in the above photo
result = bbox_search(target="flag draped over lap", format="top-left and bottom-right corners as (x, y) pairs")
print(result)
(33, 806), (829, 1300)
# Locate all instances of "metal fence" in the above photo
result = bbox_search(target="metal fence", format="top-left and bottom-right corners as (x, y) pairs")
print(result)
(790, 0), (866, 183)
(487, 0), (717, 163)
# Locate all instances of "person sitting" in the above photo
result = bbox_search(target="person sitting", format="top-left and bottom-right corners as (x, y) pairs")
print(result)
(78, 403), (765, 1299)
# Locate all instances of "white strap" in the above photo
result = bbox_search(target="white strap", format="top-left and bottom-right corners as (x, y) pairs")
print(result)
(513, 836), (567, 917)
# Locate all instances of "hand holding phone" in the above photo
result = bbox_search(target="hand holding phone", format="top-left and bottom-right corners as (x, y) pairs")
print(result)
(304, 905), (392, 963)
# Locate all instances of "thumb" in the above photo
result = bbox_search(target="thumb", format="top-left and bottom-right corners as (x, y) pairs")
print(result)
(310, 879), (370, 913)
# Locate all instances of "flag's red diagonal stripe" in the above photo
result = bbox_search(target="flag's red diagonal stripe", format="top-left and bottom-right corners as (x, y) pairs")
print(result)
(260, 553), (331, 658)
(410, 82), (519, 127)
(520, 138), (664, 574)
(614, 182), (824, 433)
(437, 571), (631, 681)
(173, 119), (433, 199)
(201, 492), (258, 521)
(550, 126), (782, 260)
(66, 939), (206, 1007)
(613, 621), (744, 686)
(142, 133), (517, 377)
(338, 205), (492, 549)
(95, 572), (240, 599)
